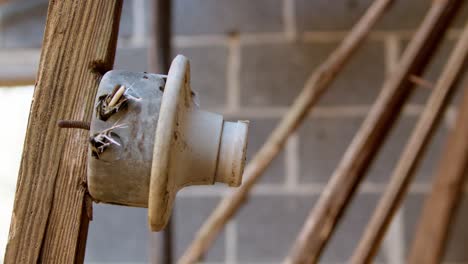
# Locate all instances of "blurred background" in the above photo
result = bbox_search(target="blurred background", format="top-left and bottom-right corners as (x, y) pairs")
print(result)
(0, 0), (467, 263)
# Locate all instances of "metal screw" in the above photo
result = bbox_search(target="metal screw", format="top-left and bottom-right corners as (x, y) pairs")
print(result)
(57, 120), (91, 130)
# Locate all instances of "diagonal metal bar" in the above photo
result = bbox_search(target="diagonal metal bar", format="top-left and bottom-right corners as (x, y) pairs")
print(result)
(179, 0), (395, 262)
(407, 85), (468, 264)
(285, 1), (461, 263)
(149, 0), (173, 263)
(351, 20), (468, 264)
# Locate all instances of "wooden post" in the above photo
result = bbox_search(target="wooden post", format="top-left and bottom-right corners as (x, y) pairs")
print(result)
(286, 1), (461, 263)
(351, 20), (468, 264)
(407, 86), (468, 263)
(4, 1), (122, 263)
(149, 0), (173, 263)
(180, 0), (395, 262)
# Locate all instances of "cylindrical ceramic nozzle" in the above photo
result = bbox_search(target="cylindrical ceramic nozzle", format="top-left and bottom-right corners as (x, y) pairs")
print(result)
(215, 120), (249, 187)
(170, 110), (248, 189)
(87, 55), (250, 231)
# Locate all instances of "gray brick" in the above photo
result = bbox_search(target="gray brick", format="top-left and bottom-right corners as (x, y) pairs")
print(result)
(174, 196), (225, 262)
(412, 119), (448, 183)
(237, 195), (315, 262)
(405, 39), (466, 106)
(241, 42), (330, 107)
(376, 0), (432, 31)
(240, 41), (384, 107)
(86, 204), (150, 263)
(321, 194), (386, 263)
(296, 0), (373, 32)
(367, 115), (448, 183)
(320, 41), (385, 106)
(298, 117), (363, 184)
(296, 0), (467, 32)
(299, 114), (448, 184)
(240, 118), (286, 184)
(404, 194), (468, 262)
(365, 117), (417, 183)
(115, 47), (150, 72)
(87, 194), (226, 263)
(237, 194), (385, 262)
(405, 39), (450, 104)
(173, 46), (228, 109)
(172, 0), (283, 35)
(119, 0), (135, 39)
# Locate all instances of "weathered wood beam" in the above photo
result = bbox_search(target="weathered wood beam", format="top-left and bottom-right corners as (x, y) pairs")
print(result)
(406, 87), (468, 264)
(351, 20), (468, 264)
(179, 0), (395, 262)
(4, 1), (122, 263)
(286, 1), (461, 263)
(149, 0), (173, 263)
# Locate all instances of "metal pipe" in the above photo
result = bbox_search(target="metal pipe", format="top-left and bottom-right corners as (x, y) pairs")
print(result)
(149, 0), (172, 263)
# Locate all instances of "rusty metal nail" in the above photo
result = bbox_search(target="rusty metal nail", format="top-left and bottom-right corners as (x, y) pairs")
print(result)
(57, 120), (91, 130)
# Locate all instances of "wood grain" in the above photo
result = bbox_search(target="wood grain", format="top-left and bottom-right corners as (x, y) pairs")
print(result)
(179, 0), (395, 262)
(286, 1), (461, 263)
(4, 1), (122, 263)
(351, 20), (468, 264)
(407, 88), (468, 263)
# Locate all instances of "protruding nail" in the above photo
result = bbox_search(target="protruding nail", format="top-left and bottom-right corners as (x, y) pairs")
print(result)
(57, 120), (91, 130)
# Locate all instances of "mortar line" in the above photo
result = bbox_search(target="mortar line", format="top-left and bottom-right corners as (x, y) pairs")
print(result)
(239, 32), (289, 45)
(283, 0), (297, 41)
(0, 11), (4, 48)
(131, 0), (146, 46)
(42, 28), (465, 50)
(216, 104), (425, 119)
(302, 31), (406, 42)
(285, 133), (300, 190)
(169, 29), (462, 47)
(397, 30), (461, 41)
(226, 34), (241, 111)
(177, 182), (443, 197)
(173, 35), (229, 47)
(302, 29), (461, 42)
(225, 221), (238, 264)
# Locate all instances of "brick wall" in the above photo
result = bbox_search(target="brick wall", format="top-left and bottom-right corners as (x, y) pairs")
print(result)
(1, 1), (467, 263)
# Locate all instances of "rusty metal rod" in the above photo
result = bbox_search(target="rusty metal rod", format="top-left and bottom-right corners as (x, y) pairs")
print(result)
(57, 120), (91, 130)
(286, 0), (461, 263)
(407, 86), (468, 263)
(351, 19), (468, 264)
(149, 0), (173, 263)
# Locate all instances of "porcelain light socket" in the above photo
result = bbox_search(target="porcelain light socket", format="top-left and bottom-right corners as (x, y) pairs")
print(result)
(87, 55), (249, 231)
